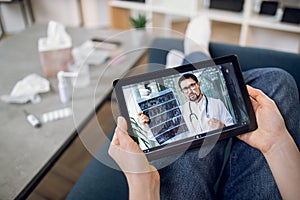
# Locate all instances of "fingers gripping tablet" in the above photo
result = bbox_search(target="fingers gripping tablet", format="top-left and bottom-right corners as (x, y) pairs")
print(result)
(113, 55), (257, 160)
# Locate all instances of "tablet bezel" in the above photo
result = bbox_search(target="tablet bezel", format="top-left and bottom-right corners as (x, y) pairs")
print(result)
(113, 55), (257, 160)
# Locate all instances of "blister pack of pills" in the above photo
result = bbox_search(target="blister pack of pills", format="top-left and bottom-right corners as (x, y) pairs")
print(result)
(42, 107), (72, 123)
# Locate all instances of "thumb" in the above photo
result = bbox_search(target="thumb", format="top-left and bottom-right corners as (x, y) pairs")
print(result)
(115, 116), (132, 146)
(111, 116), (128, 146)
(117, 116), (128, 133)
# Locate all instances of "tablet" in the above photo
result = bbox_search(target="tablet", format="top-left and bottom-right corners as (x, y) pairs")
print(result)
(113, 55), (257, 160)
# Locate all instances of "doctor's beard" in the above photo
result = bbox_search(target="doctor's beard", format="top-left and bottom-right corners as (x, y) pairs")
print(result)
(189, 93), (201, 102)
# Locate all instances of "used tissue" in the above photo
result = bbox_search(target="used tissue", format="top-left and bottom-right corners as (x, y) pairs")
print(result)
(1, 74), (50, 104)
(38, 21), (73, 77)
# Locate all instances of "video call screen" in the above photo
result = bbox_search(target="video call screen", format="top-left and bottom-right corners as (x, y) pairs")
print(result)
(120, 62), (250, 152)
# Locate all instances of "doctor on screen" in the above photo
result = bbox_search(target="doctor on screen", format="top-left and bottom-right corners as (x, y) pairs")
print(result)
(178, 73), (233, 135)
(138, 73), (234, 142)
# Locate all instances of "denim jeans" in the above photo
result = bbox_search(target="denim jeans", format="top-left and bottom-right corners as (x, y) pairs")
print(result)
(158, 52), (300, 199)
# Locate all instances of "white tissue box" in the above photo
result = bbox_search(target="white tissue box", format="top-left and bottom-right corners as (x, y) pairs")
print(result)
(38, 38), (73, 77)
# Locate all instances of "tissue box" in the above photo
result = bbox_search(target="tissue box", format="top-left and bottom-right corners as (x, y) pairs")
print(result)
(38, 38), (73, 77)
(39, 47), (73, 77)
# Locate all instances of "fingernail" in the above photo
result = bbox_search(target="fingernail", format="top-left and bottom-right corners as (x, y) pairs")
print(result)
(117, 116), (124, 125)
(118, 116), (126, 125)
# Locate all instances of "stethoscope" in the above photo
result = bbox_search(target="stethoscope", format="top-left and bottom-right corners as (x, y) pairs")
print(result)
(189, 95), (210, 127)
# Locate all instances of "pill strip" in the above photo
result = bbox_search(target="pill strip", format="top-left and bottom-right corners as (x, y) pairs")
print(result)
(42, 107), (72, 123)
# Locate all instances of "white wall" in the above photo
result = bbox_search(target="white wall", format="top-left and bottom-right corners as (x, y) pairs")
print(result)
(81, 0), (110, 28)
(32, 0), (81, 27)
(0, 0), (110, 34)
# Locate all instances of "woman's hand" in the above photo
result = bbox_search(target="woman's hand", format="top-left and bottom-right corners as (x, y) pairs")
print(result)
(238, 85), (300, 200)
(108, 116), (160, 200)
(237, 85), (289, 153)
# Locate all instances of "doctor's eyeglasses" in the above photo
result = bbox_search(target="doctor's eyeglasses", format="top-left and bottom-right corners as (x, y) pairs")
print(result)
(181, 82), (198, 94)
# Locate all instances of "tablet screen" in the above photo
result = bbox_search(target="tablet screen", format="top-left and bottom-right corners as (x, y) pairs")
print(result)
(114, 55), (256, 159)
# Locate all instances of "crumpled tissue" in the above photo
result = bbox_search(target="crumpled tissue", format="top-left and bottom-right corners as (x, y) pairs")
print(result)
(1, 74), (50, 104)
(38, 20), (72, 52)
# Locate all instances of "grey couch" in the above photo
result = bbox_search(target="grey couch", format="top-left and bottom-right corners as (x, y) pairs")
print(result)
(67, 38), (300, 200)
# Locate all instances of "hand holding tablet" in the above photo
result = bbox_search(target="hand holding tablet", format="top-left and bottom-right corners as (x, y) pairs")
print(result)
(113, 55), (257, 160)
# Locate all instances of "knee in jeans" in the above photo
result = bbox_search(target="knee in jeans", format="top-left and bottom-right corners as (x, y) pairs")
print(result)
(265, 68), (298, 91)
(244, 67), (299, 101)
(269, 67), (291, 79)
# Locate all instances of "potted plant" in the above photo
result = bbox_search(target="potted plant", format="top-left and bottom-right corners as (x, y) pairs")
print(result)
(130, 13), (148, 29)
(129, 13), (148, 45)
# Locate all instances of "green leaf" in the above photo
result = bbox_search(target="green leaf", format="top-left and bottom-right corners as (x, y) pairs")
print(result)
(130, 117), (152, 148)
(130, 13), (148, 28)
